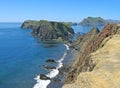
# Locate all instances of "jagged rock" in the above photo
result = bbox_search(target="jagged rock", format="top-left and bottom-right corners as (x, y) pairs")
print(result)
(21, 20), (74, 40)
(42, 65), (56, 70)
(72, 27), (100, 52)
(46, 59), (56, 63)
(39, 74), (50, 80)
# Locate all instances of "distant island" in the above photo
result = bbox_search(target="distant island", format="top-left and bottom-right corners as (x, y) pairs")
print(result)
(21, 20), (74, 41)
(80, 17), (108, 26)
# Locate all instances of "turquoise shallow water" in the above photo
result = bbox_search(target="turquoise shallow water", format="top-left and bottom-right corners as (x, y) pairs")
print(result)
(0, 23), (66, 88)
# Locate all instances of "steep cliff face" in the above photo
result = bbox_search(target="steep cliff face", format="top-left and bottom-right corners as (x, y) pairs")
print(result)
(63, 34), (120, 88)
(64, 23), (120, 84)
(21, 20), (74, 40)
(72, 27), (100, 51)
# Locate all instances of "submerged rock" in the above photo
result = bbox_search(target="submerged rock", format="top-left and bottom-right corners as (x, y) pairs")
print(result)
(42, 65), (56, 70)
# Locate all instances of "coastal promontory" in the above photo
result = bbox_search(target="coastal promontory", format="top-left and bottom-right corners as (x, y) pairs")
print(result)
(21, 20), (74, 40)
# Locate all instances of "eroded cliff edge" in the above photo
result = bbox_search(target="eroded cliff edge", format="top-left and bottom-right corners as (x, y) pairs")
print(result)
(63, 24), (120, 88)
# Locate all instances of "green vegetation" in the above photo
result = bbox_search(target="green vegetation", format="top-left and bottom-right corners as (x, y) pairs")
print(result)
(62, 22), (77, 27)
(21, 20), (74, 40)
(80, 17), (108, 26)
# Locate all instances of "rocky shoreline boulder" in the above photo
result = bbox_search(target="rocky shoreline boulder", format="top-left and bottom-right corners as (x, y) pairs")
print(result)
(45, 59), (56, 63)
(38, 74), (50, 80)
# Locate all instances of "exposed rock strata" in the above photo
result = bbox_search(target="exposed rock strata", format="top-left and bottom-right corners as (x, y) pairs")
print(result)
(72, 27), (100, 51)
(63, 34), (120, 88)
(64, 23), (120, 85)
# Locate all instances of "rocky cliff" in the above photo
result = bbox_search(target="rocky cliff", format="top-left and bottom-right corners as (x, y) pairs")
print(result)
(80, 17), (108, 26)
(71, 27), (100, 51)
(21, 20), (74, 40)
(63, 23), (120, 88)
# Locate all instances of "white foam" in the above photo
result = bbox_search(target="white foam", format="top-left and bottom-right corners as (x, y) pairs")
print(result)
(46, 52), (67, 79)
(57, 52), (67, 68)
(33, 44), (69, 88)
(46, 69), (59, 78)
(64, 44), (69, 50)
(33, 75), (50, 88)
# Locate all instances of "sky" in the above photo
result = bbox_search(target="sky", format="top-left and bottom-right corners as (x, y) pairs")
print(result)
(0, 0), (119, 22)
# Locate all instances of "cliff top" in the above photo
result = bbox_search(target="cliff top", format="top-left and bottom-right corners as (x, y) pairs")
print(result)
(63, 23), (120, 88)
(63, 34), (120, 88)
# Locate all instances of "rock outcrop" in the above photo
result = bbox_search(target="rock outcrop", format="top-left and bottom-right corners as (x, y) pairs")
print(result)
(80, 17), (108, 26)
(42, 65), (56, 70)
(21, 20), (74, 40)
(45, 59), (56, 63)
(63, 23), (120, 88)
(72, 27), (100, 51)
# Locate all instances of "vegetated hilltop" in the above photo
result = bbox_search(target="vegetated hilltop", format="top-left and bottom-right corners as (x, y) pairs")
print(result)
(80, 17), (108, 26)
(21, 20), (74, 40)
(63, 23), (120, 88)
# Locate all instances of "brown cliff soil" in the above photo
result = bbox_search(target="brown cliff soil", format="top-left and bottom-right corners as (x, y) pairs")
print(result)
(63, 34), (120, 88)
(64, 23), (120, 84)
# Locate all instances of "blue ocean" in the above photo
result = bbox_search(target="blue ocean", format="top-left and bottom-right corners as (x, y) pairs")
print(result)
(0, 23), (103, 88)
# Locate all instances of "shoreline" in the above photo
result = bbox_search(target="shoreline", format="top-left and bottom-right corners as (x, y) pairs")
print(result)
(47, 46), (79, 88)
(33, 43), (74, 88)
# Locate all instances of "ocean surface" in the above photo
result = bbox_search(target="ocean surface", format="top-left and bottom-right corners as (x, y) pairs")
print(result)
(0, 23), (103, 88)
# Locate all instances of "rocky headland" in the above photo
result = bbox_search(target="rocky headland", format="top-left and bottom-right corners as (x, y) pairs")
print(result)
(21, 20), (74, 41)
(62, 23), (120, 88)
